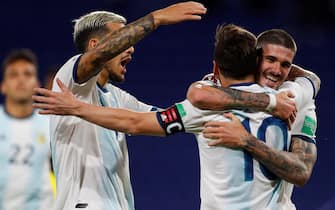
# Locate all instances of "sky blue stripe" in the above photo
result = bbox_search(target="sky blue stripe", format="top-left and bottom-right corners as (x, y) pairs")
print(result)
(23, 112), (50, 210)
(0, 106), (10, 210)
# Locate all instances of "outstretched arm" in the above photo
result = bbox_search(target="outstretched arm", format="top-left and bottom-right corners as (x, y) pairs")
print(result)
(76, 2), (207, 83)
(33, 79), (165, 136)
(187, 82), (297, 120)
(204, 113), (317, 186)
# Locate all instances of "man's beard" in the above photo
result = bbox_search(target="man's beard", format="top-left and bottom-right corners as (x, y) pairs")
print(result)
(108, 73), (125, 83)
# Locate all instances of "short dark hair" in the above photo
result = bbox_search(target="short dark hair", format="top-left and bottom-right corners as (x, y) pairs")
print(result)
(256, 29), (297, 54)
(214, 24), (258, 79)
(74, 27), (110, 53)
(1, 49), (38, 81)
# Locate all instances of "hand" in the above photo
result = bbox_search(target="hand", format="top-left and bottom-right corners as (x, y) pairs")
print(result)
(203, 113), (250, 148)
(271, 91), (297, 128)
(32, 78), (81, 116)
(152, 1), (207, 27)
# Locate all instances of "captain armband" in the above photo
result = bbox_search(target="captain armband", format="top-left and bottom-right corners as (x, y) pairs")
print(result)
(156, 105), (185, 136)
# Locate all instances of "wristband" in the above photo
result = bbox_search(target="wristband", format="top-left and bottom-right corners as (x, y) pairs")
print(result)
(265, 93), (276, 112)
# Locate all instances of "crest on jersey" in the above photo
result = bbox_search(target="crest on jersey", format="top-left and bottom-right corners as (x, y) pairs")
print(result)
(37, 134), (46, 144)
(301, 116), (316, 136)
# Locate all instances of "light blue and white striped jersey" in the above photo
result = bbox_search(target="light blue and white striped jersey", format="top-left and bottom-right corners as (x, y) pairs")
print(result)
(176, 82), (298, 210)
(96, 83), (153, 210)
(50, 54), (154, 210)
(0, 105), (54, 210)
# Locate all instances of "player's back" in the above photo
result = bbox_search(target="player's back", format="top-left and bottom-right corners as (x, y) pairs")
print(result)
(177, 83), (293, 210)
(0, 105), (54, 210)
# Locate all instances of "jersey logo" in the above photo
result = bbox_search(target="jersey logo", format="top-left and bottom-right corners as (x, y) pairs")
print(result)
(301, 116), (316, 136)
(37, 134), (46, 144)
(157, 105), (185, 135)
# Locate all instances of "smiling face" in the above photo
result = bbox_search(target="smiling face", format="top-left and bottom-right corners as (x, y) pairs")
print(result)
(257, 44), (295, 89)
(100, 22), (134, 83)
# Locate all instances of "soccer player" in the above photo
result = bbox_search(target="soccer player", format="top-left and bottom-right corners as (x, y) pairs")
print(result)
(33, 24), (305, 209)
(187, 29), (319, 208)
(37, 2), (207, 210)
(0, 49), (54, 210)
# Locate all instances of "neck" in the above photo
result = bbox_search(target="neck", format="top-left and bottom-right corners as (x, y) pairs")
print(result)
(97, 69), (109, 87)
(5, 99), (33, 118)
(219, 74), (255, 87)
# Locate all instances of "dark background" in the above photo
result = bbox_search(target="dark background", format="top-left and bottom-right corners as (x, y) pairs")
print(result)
(1, 0), (334, 209)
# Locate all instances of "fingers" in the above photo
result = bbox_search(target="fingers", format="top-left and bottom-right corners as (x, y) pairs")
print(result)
(203, 132), (220, 140)
(208, 139), (222, 146)
(38, 109), (56, 115)
(32, 95), (55, 104)
(34, 87), (54, 97)
(183, 15), (202, 21)
(204, 121), (226, 128)
(286, 91), (295, 98)
(56, 78), (69, 93)
(286, 111), (297, 130)
(33, 102), (55, 110)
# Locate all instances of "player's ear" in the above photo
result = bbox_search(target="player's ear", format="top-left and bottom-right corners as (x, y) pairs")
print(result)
(212, 60), (219, 80)
(87, 38), (99, 50)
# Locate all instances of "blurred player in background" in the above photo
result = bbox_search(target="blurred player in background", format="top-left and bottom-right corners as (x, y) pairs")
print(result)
(0, 49), (54, 210)
(39, 2), (207, 210)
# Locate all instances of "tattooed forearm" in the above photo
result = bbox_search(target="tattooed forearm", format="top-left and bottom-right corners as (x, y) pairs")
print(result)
(77, 14), (155, 82)
(188, 83), (269, 111)
(243, 135), (317, 186)
(212, 86), (269, 110)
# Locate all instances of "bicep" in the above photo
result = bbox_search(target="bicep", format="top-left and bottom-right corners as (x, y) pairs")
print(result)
(289, 136), (317, 172)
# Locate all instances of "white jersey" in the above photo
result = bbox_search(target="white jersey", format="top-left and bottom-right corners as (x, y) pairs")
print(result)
(276, 77), (318, 210)
(0, 106), (54, 210)
(50, 54), (154, 210)
(172, 83), (297, 210)
(96, 83), (153, 210)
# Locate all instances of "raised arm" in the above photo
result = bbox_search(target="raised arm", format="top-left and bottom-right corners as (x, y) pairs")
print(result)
(33, 79), (165, 136)
(187, 81), (296, 120)
(204, 113), (317, 186)
(76, 2), (207, 83)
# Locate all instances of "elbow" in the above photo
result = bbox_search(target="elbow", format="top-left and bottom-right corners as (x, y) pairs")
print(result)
(187, 83), (209, 109)
(292, 171), (312, 187)
(124, 114), (144, 135)
(294, 176), (309, 187)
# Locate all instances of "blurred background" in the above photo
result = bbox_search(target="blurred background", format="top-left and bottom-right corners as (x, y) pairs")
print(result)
(1, 0), (334, 209)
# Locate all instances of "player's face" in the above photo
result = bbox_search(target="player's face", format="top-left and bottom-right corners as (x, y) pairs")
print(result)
(102, 22), (135, 82)
(1, 60), (38, 103)
(257, 44), (295, 89)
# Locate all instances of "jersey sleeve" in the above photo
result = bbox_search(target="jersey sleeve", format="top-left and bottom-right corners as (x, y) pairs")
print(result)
(279, 78), (313, 111)
(115, 87), (156, 112)
(53, 54), (98, 101)
(291, 101), (317, 144)
(156, 99), (213, 135)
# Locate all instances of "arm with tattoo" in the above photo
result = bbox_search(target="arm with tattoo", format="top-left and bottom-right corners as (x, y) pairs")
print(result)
(77, 15), (156, 83)
(204, 113), (317, 186)
(243, 135), (317, 186)
(187, 81), (296, 120)
(76, 1), (207, 83)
